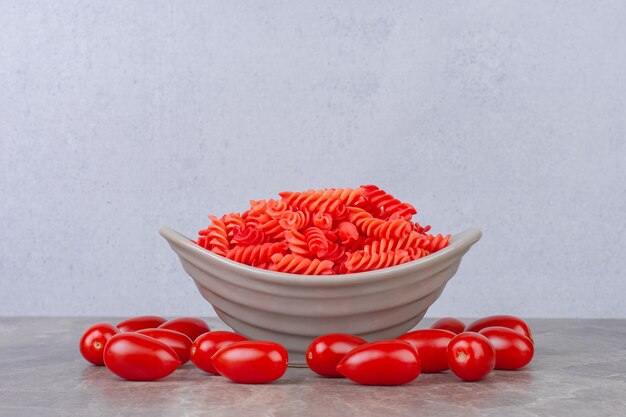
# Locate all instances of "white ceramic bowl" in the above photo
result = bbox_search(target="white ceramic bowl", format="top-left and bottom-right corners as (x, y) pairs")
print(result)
(160, 226), (482, 366)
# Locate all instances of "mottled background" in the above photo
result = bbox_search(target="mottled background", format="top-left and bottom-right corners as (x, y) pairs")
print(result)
(1, 1), (624, 317)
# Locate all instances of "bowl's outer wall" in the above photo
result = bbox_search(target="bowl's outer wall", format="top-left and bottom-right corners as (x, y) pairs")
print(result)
(160, 227), (481, 366)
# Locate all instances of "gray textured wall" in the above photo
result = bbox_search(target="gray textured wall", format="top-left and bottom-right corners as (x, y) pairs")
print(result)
(1, 1), (625, 318)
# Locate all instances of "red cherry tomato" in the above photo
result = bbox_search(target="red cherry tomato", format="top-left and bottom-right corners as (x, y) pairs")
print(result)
(336, 340), (420, 386)
(212, 341), (288, 384)
(466, 315), (533, 342)
(158, 317), (210, 341)
(103, 333), (181, 381)
(431, 317), (466, 334)
(447, 332), (495, 382)
(116, 315), (167, 332)
(136, 328), (193, 364)
(191, 331), (248, 374)
(479, 327), (534, 370)
(79, 323), (119, 366)
(398, 329), (455, 373)
(306, 333), (367, 378)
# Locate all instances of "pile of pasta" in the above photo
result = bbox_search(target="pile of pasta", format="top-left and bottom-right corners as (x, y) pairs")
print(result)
(196, 185), (450, 275)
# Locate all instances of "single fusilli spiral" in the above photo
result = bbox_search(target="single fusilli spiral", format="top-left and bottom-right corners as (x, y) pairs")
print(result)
(226, 242), (286, 267)
(344, 249), (411, 273)
(279, 210), (312, 231)
(284, 230), (312, 258)
(269, 253), (334, 275)
(360, 184), (417, 220)
(348, 207), (412, 239)
(198, 215), (230, 256)
(304, 227), (329, 257)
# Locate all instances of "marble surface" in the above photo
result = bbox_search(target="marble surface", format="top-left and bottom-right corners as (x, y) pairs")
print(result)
(0, 318), (625, 417)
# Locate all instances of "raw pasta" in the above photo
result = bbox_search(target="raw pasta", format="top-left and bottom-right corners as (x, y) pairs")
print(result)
(196, 186), (451, 275)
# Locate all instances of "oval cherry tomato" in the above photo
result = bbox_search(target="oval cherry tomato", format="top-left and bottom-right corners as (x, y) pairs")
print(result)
(158, 317), (210, 341)
(79, 323), (119, 366)
(479, 327), (534, 370)
(136, 328), (193, 364)
(430, 317), (466, 334)
(212, 341), (288, 384)
(447, 332), (495, 382)
(116, 315), (167, 332)
(103, 333), (181, 381)
(398, 329), (455, 373)
(466, 315), (533, 342)
(336, 340), (420, 386)
(191, 331), (248, 374)
(306, 333), (367, 378)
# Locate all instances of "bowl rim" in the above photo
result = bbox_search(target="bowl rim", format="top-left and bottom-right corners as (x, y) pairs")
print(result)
(160, 226), (482, 286)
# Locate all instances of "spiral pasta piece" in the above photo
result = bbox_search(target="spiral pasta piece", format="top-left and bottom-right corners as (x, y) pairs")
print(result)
(280, 187), (365, 206)
(269, 253), (334, 275)
(284, 230), (312, 258)
(413, 222), (432, 234)
(198, 215), (230, 256)
(245, 212), (284, 240)
(361, 184), (417, 220)
(226, 242), (286, 266)
(318, 241), (346, 263)
(246, 200), (268, 217)
(337, 221), (359, 244)
(410, 247), (431, 260)
(232, 226), (268, 246)
(348, 207), (411, 239)
(279, 210), (312, 231)
(313, 211), (333, 230)
(265, 199), (288, 218)
(304, 227), (329, 257)
(279, 189), (349, 217)
(221, 213), (245, 239)
(419, 234), (451, 252)
(362, 231), (427, 254)
(344, 249), (411, 273)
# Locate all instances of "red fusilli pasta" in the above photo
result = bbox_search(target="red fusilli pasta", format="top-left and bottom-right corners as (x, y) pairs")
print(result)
(284, 230), (312, 258)
(360, 184), (417, 220)
(198, 215), (230, 256)
(196, 185), (451, 274)
(269, 253), (334, 275)
(304, 227), (329, 257)
(348, 207), (412, 239)
(226, 242), (286, 267)
(344, 249), (412, 273)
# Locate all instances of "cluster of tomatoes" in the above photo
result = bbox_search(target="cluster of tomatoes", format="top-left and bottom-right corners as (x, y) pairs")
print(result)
(307, 315), (534, 385)
(79, 316), (287, 382)
(79, 315), (533, 385)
